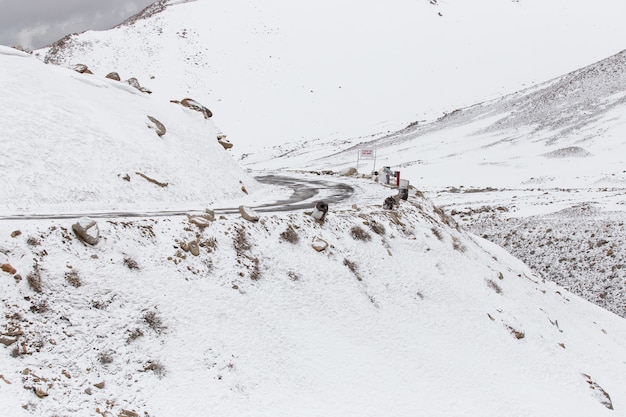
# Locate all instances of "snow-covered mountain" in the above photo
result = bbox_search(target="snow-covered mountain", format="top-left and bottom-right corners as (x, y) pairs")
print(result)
(2, 0), (626, 416)
(34, 0), (626, 154)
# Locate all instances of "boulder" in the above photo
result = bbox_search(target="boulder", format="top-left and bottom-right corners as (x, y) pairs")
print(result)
(312, 236), (329, 252)
(0, 335), (18, 346)
(186, 210), (215, 224)
(188, 216), (212, 228)
(105, 72), (121, 81)
(239, 206), (260, 222)
(340, 167), (358, 176)
(218, 137), (233, 150)
(72, 217), (100, 245)
(147, 115), (166, 137)
(179, 98), (213, 119)
(125, 77), (152, 94)
(126, 77), (141, 89)
(73, 63), (91, 74)
(1, 263), (17, 275)
(188, 240), (200, 256)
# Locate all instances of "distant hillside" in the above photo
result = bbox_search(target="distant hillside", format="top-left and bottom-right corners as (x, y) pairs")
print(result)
(33, 0), (626, 151)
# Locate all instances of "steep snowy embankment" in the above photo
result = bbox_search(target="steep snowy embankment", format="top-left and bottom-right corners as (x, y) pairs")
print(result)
(0, 45), (259, 215)
(1, 188), (626, 417)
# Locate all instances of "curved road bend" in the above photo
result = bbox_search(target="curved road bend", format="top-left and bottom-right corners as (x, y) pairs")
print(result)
(0, 175), (354, 221)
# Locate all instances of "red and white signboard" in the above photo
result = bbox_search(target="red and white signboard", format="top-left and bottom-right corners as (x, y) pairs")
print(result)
(356, 147), (377, 172)
(359, 148), (376, 159)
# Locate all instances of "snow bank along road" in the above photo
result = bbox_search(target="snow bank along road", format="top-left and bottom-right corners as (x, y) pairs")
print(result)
(0, 175), (355, 221)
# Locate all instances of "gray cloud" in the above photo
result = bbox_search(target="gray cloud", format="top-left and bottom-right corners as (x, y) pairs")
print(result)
(0, 0), (155, 49)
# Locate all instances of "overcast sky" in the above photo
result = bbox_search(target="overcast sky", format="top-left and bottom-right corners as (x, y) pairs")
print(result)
(0, 0), (156, 50)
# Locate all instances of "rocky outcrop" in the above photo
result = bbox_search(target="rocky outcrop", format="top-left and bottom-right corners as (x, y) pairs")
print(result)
(72, 217), (100, 245)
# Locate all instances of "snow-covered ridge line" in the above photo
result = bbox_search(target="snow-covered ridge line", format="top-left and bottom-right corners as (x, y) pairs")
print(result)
(116, 0), (198, 28)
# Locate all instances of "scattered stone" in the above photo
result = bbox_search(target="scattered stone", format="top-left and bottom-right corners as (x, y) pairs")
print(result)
(105, 72), (120, 81)
(73, 63), (92, 74)
(312, 236), (329, 252)
(171, 97), (213, 118)
(340, 167), (357, 176)
(1, 263), (17, 275)
(218, 137), (233, 150)
(188, 240), (200, 256)
(188, 216), (212, 228)
(120, 410), (140, 417)
(93, 381), (105, 389)
(204, 209), (216, 220)
(34, 387), (48, 398)
(14, 274), (22, 282)
(62, 370), (71, 379)
(147, 115), (166, 137)
(122, 174), (131, 182)
(84, 387), (93, 395)
(11, 230), (21, 238)
(0, 336), (17, 346)
(125, 77), (152, 94)
(179, 97), (213, 118)
(187, 211), (214, 228)
(239, 206), (260, 222)
(241, 185), (248, 194)
(72, 217), (100, 246)
(125, 77), (141, 89)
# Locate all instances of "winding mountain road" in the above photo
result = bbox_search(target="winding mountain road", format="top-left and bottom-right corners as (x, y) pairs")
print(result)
(0, 175), (354, 221)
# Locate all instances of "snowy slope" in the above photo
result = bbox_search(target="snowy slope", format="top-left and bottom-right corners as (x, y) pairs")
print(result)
(259, 48), (626, 190)
(0, 45), (260, 215)
(34, 0), (626, 153)
(240, 47), (626, 319)
(1, 1), (626, 416)
(2, 185), (626, 417)
(0, 47), (626, 416)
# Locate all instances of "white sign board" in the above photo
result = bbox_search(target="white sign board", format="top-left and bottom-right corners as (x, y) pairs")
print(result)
(359, 148), (376, 160)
